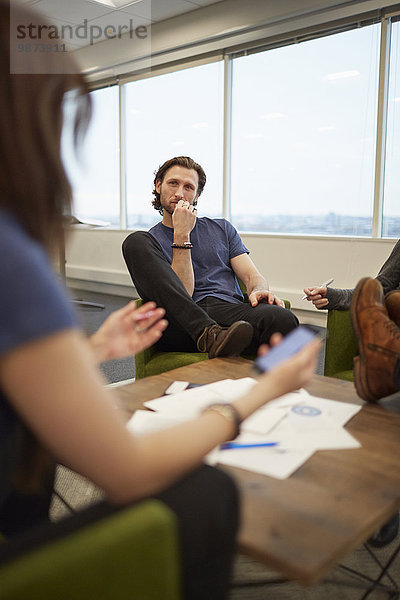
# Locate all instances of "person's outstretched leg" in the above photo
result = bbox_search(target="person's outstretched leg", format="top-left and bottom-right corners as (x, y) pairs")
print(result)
(123, 232), (253, 356)
(0, 463), (55, 537)
(123, 231), (211, 350)
(350, 277), (400, 402)
(385, 291), (400, 391)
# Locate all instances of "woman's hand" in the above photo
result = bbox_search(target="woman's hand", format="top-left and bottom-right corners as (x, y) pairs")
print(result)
(89, 301), (167, 363)
(257, 333), (321, 400)
(233, 332), (321, 419)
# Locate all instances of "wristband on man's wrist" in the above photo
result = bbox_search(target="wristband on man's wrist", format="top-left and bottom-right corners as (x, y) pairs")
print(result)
(202, 403), (242, 440)
(171, 242), (193, 249)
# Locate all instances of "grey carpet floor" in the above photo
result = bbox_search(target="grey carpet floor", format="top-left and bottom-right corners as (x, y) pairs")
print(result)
(230, 547), (400, 599)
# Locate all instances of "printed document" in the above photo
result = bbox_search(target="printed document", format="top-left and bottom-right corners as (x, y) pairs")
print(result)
(128, 378), (362, 479)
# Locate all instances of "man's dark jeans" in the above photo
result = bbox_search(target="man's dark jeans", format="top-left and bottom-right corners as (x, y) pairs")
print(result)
(123, 231), (298, 354)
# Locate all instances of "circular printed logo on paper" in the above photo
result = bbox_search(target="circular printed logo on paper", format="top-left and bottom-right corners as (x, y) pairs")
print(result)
(291, 405), (321, 417)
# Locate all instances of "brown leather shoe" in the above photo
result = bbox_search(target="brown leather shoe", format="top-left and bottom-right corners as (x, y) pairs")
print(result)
(385, 290), (400, 327)
(197, 321), (253, 359)
(351, 277), (400, 402)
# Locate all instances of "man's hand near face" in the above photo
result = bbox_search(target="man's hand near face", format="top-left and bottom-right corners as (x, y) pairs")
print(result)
(169, 200), (197, 296)
(172, 199), (197, 244)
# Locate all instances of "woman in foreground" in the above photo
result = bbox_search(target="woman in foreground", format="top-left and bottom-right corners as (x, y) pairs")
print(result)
(0, 2), (320, 598)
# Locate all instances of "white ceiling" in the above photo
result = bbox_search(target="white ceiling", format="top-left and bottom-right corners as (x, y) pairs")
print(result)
(15, 0), (225, 49)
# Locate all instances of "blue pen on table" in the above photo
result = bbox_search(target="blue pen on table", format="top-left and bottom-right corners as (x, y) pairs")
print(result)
(301, 277), (334, 301)
(220, 441), (279, 450)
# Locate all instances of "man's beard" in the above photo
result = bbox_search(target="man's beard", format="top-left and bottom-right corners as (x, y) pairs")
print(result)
(160, 197), (197, 215)
(160, 197), (175, 215)
(163, 205), (174, 215)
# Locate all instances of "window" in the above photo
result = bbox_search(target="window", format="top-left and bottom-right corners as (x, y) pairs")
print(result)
(383, 20), (400, 238)
(125, 61), (224, 229)
(63, 15), (400, 240)
(230, 25), (380, 235)
(62, 86), (120, 226)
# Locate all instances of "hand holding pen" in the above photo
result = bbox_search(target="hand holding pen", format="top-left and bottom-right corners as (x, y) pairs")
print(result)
(302, 278), (334, 309)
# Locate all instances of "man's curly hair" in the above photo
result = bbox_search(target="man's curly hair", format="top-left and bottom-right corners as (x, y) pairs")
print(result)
(152, 156), (206, 215)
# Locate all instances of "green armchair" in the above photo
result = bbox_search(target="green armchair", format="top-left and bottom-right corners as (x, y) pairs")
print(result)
(324, 309), (358, 382)
(0, 500), (181, 600)
(135, 345), (209, 379)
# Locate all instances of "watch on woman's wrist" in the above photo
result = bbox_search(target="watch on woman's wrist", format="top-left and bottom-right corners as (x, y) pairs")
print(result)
(202, 403), (242, 440)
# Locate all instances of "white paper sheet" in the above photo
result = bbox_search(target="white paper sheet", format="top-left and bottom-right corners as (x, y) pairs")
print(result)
(304, 395), (361, 426)
(212, 446), (315, 480)
(127, 410), (179, 434)
(242, 391), (361, 444)
(129, 378), (362, 479)
(242, 389), (310, 435)
(127, 410), (221, 464)
(164, 381), (189, 394)
(264, 400), (361, 450)
(127, 410), (313, 479)
(144, 378), (257, 419)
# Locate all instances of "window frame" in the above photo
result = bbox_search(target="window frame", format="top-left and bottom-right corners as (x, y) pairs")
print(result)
(83, 8), (400, 239)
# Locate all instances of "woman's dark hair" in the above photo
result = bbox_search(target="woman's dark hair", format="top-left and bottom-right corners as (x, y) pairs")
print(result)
(152, 156), (206, 214)
(0, 0), (91, 252)
(0, 0), (91, 493)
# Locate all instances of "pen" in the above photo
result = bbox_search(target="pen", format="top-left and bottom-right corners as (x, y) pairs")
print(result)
(301, 278), (334, 301)
(220, 441), (279, 450)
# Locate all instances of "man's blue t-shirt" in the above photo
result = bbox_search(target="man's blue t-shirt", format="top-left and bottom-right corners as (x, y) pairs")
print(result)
(0, 209), (76, 514)
(149, 217), (249, 304)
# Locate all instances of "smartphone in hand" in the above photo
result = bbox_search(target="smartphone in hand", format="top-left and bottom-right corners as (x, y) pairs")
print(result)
(253, 325), (320, 374)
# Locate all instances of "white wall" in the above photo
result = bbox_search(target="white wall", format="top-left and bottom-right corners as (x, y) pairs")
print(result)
(66, 228), (396, 325)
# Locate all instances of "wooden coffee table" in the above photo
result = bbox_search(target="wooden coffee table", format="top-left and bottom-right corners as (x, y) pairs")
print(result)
(113, 357), (400, 590)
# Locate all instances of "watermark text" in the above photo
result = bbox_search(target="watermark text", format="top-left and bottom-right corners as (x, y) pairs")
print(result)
(16, 19), (148, 46)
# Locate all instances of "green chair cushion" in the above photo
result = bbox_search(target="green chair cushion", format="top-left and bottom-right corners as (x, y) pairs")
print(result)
(330, 369), (355, 382)
(324, 309), (358, 381)
(141, 350), (209, 378)
(0, 500), (181, 600)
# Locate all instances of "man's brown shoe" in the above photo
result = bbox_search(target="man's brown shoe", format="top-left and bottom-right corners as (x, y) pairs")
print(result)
(385, 290), (400, 327)
(351, 277), (400, 402)
(197, 321), (253, 359)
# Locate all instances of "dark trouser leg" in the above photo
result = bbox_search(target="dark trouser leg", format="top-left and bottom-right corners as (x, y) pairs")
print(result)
(123, 231), (215, 351)
(198, 297), (299, 352)
(1, 465), (239, 600)
(0, 463), (55, 537)
(157, 465), (239, 600)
